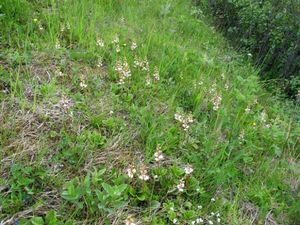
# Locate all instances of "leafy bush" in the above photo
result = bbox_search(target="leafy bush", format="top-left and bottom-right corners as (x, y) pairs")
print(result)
(200, 0), (300, 98)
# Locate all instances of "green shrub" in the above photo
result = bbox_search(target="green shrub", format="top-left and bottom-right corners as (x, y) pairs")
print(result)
(200, 0), (300, 98)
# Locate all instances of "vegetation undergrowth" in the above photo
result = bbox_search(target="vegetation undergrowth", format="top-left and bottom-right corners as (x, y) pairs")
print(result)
(0, 0), (299, 224)
(197, 0), (300, 99)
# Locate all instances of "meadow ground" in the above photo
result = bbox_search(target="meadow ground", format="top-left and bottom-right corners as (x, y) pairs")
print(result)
(0, 0), (299, 224)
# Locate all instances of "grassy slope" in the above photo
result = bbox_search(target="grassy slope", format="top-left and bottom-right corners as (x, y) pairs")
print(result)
(0, 0), (299, 224)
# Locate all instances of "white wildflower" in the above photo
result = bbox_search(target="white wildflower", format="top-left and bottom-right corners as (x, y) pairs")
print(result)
(96, 38), (104, 47)
(115, 58), (131, 84)
(39, 24), (44, 30)
(239, 130), (245, 144)
(55, 70), (65, 77)
(112, 35), (119, 44)
(66, 22), (71, 30)
(59, 95), (73, 111)
(196, 218), (203, 223)
(97, 58), (103, 68)
(142, 58), (150, 72)
(245, 105), (251, 114)
(297, 90), (300, 102)
(60, 24), (65, 32)
(154, 144), (164, 162)
(184, 165), (193, 175)
(133, 56), (143, 68)
(153, 66), (160, 81)
(55, 39), (61, 49)
(125, 215), (136, 225)
(174, 111), (194, 131)
(126, 165), (136, 178)
(116, 44), (121, 53)
(212, 94), (222, 111)
(146, 74), (151, 86)
(138, 165), (150, 181)
(177, 179), (185, 192)
(221, 73), (225, 80)
(120, 17), (126, 24)
(225, 82), (229, 90)
(79, 76), (87, 89)
(131, 41), (137, 50)
(261, 110), (267, 123)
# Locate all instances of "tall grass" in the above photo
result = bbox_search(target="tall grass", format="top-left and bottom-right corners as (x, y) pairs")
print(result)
(0, 0), (299, 224)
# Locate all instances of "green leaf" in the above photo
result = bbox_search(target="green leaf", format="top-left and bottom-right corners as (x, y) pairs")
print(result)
(95, 189), (104, 201)
(30, 217), (44, 225)
(116, 184), (127, 194)
(61, 182), (80, 201)
(149, 200), (161, 209)
(111, 200), (127, 209)
(98, 168), (106, 176)
(102, 183), (113, 195)
(45, 210), (57, 225)
(137, 194), (146, 201)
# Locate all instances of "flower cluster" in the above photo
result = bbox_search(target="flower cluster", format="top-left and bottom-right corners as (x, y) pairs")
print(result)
(60, 24), (65, 32)
(212, 94), (222, 111)
(297, 90), (300, 102)
(174, 111), (194, 131)
(55, 39), (61, 49)
(115, 58), (131, 84)
(153, 66), (160, 82)
(125, 215), (137, 225)
(138, 164), (150, 181)
(239, 130), (245, 144)
(96, 57), (103, 68)
(33, 18), (44, 31)
(154, 144), (164, 162)
(184, 165), (194, 175)
(112, 35), (120, 52)
(112, 35), (119, 44)
(208, 82), (222, 111)
(245, 105), (251, 114)
(60, 22), (70, 32)
(224, 82), (229, 91)
(59, 95), (74, 112)
(193, 79), (204, 89)
(191, 218), (204, 224)
(131, 41), (137, 50)
(208, 211), (221, 224)
(55, 70), (65, 77)
(126, 164), (137, 178)
(96, 37), (104, 47)
(126, 164), (149, 181)
(79, 75), (87, 89)
(146, 75), (151, 86)
(175, 164), (194, 192)
(260, 110), (271, 128)
(176, 179), (185, 192)
(133, 56), (150, 72)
